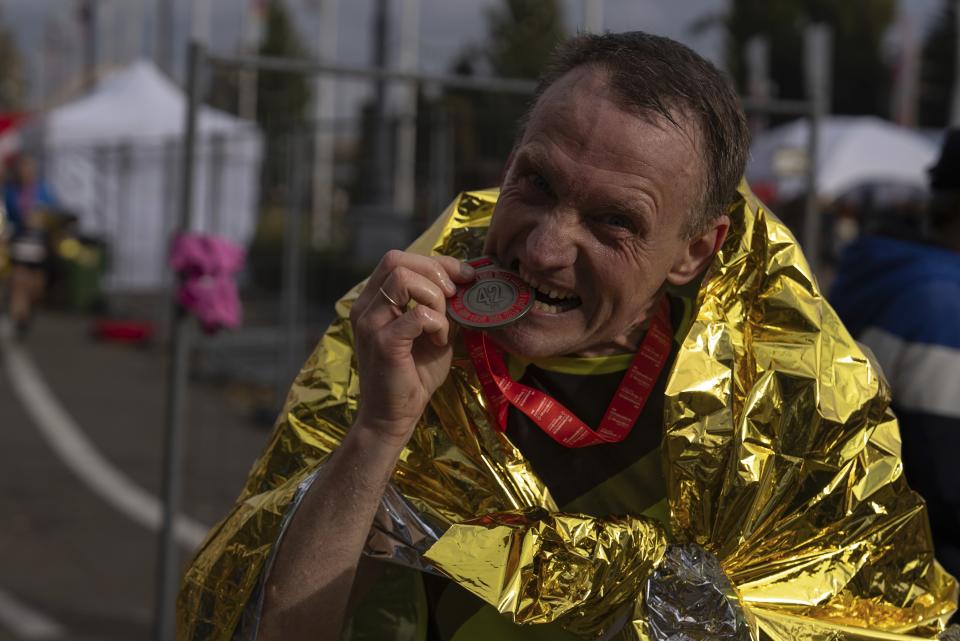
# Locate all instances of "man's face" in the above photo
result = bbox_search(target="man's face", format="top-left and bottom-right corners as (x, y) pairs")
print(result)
(483, 66), (712, 359)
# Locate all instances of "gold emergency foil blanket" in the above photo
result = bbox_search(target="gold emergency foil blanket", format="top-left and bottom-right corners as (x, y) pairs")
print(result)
(424, 506), (667, 638)
(177, 187), (958, 641)
(661, 185), (957, 639)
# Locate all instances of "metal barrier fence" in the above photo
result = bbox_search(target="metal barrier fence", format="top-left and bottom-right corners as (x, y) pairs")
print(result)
(37, 107), (510, 390)
(42, 131), (259, 292)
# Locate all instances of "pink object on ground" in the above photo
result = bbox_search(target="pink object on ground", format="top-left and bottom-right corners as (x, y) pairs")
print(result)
(169, 234), (246, 333)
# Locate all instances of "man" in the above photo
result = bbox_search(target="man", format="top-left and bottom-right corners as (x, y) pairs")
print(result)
(831, 129), (960, 582)
(179, 33), (957, 641)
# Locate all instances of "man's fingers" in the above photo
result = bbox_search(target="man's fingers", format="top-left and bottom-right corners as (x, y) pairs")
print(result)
(359, 253), (474, 309)
(356, 269), (451, 348)
(432, 254), (476, 284)
(377, 252), (456, 293)
(383, 304), (449, 347)
(381, 267), (448, 315)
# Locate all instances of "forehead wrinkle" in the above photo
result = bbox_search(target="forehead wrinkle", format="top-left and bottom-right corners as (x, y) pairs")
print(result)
(530, 69), (693, 168)
(581, 117), (702, 223)
(521, 131), (665, 220)
(537, 100), (694, 180)
(519, 72), (705, 225)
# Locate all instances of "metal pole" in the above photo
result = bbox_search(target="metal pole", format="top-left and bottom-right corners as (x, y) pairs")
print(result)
(429, 110), (454, 220)
(79, 0), (98, 88)
(209, 133), (226, 234)
(740, 96), (811, 116)
(803, 24), (830, 278)
(239, 69), (259, 122)
(392, 0), (419, 219)
(951, 0), (960, 125)
(41, 16), (53, 109)
(583, 0), (603, 33)
(153, 39), (204, 641)
(129, 0), (148, 63)
(239, 0), (266, 122)
(156, 0), (173, 75)
(745, 35), (771, 133)
(280, 132), (306, 402)
(92, 146), (110, 232)
(117, 143), (132, 267)
(372, 0), (390, 205)
(310, 0), (339, 248)
(101, 0), (114, 67)
(191, 0), (212, 46)
(206, 52), (539, 95)
(162, 137), (179, 293)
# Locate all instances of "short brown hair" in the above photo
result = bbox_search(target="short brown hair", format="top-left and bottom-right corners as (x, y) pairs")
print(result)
(524, 32), (749, 237)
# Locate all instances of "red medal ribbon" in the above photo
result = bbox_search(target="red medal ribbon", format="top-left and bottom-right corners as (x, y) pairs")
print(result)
(464, 295), (673, 448)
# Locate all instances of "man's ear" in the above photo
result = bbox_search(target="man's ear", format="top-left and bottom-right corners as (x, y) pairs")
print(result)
(665, 214), (730, 286)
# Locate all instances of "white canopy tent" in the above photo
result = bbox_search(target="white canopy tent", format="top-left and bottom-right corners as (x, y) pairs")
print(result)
(747, 116), (939, 203)
(44, 60), (263, 290)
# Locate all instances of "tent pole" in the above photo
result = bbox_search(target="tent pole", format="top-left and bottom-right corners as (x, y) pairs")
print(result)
(153, 39), (204, 641)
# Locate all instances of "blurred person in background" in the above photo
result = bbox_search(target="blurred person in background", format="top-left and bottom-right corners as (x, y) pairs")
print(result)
(3, 154), (56, 236)
(0, 161), (9, 302)
(2, 154), (58, 336)
(831, 129), (960, 580)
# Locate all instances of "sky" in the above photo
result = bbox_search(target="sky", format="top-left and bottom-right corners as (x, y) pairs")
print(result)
(0, 0), (946, 114)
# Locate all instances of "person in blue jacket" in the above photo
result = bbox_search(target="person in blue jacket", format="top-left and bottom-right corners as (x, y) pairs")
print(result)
(831, 129), (960, 580)
(3, 154), (59, 334)
(3, 154), (57, 236)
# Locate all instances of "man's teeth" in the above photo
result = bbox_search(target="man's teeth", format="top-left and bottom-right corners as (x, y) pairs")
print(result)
(517, 266), (579, 301)
(519, 271), (575, 300)
(539, 287), (575, 300)
(534, 300), (563, 313)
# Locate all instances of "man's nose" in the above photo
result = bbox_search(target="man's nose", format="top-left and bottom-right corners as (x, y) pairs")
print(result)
(523, 215), (577, 270)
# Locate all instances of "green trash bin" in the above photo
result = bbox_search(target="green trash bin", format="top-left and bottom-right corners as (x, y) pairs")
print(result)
(55, 235), (108, 312)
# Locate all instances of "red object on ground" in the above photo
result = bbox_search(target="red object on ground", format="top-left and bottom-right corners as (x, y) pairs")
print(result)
(92, 318), (155, 343)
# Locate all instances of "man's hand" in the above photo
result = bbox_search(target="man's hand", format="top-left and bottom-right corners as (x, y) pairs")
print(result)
(349, 250), (475, 447)
(259, 251), (474, 641)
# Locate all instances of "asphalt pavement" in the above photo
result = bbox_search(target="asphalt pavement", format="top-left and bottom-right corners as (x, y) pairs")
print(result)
(0, 311), (279, 641)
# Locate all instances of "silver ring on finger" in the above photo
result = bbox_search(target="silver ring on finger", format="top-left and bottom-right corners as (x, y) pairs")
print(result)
(379, 286), (403, 313)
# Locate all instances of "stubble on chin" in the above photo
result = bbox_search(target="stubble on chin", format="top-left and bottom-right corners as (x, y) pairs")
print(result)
(488, 321), (578, 360)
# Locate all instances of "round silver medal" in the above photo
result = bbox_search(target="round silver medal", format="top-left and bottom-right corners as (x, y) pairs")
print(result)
(448, 267), (534, 328)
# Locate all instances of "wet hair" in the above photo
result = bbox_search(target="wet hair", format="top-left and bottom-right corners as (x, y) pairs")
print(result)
(522, 32), (749, 237)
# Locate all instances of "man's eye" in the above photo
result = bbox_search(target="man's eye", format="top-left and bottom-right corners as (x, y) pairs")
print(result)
(600, 214), (636, 231)
(526, 173), (551, 195)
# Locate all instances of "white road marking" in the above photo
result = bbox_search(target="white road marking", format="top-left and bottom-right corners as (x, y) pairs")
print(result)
(0, 321), (209, 548)
(0, 588), (64, 640)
